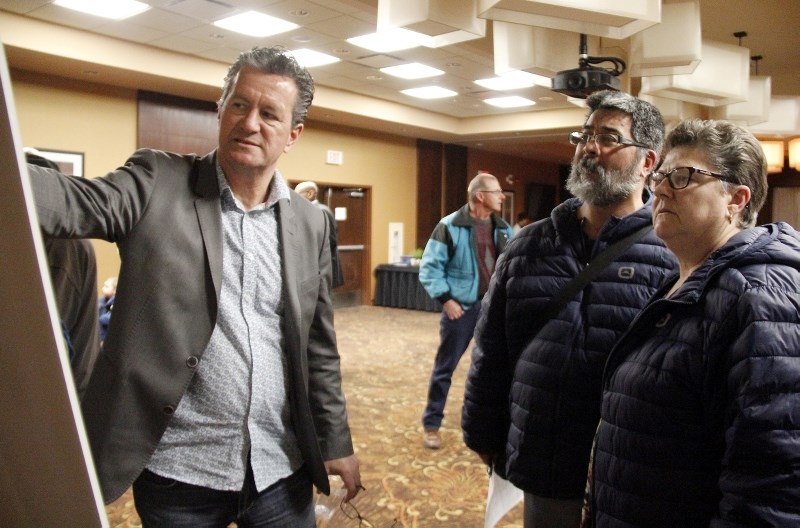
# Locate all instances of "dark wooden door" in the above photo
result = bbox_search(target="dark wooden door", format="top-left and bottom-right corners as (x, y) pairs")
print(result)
(320, 186), (371, 308)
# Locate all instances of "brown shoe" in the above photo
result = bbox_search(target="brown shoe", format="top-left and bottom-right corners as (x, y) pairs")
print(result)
(423, 429), (441, 449)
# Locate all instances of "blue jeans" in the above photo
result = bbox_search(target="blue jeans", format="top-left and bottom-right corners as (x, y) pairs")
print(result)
(132, 464), (314, 528)
(422, 303), (481, 430)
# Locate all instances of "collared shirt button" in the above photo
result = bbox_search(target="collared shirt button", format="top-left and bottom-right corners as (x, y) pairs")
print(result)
(163, 405), (175, 415)
(186, 356), (199, 368)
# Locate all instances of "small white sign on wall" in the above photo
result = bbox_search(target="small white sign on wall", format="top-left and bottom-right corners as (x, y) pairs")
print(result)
(389, 222), (403, 264)
(326, 150), (343, 165)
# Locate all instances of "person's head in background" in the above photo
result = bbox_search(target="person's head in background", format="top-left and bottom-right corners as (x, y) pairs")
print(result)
(568, 90), (664, 208)
(468, 172), (505, 216)
(516, 211), (531, 226)
(102, 277), (117, 300)
(650, 118), (766, 254)
(295, 181), (319, 202)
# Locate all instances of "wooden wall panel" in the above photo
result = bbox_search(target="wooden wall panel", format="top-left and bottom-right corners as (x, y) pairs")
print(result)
(416, 139), (443, 247)
(444, 143), (468, 216)
(137, 91), (217, 155)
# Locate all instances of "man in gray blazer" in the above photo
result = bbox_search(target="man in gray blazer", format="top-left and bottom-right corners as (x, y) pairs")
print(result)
(30, 46), (361, 526)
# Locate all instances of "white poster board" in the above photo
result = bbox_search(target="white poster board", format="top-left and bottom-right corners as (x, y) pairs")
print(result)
(0, 38), (107, 526)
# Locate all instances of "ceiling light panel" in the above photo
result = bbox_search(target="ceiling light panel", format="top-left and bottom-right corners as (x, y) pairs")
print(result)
(475, 70), (549, 90)
(401, 86), (458, 99)
(53, 0), (150, 20)
(347, 28), (431, 53)
(289, 48), (340, 67)
(484, 96), (536, 108)
(213, 11), (299, 38)
(381, 63), (444, 79)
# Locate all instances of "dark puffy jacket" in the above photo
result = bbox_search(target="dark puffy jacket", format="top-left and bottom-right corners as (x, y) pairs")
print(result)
(462, 197), (677, 498)
(592, 223), (800, 527)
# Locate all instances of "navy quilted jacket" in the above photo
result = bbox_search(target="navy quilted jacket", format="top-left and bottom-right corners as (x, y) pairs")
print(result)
(462, 196), (677, 498)
(591, 223), (800, 527)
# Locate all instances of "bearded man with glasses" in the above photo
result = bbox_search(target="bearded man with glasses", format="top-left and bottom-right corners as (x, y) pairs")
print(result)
(462, 90), (677, 528)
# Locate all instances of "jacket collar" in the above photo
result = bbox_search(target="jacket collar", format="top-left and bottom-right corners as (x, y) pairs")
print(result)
(452, 203), (507, 230)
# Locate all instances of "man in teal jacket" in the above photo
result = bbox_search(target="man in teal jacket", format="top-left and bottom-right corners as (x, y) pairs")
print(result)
(418, 172), (513, 449)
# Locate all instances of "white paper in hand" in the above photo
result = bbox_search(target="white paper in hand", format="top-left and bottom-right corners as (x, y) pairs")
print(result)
(485, 470), (524, 528)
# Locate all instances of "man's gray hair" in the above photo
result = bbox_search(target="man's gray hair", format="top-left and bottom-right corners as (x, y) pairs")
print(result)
(585, 90), (665, 158)
(468, 173), (499, 203)
(218, 46), (315, 127)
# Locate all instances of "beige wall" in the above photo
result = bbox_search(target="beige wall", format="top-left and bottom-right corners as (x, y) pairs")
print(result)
(10, 70), (419, 297)
(278, 121), (418, 273)
(12, 70), (136, 294)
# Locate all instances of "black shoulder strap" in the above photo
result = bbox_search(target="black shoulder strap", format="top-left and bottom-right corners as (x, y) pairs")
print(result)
(526, 223), (653, 344)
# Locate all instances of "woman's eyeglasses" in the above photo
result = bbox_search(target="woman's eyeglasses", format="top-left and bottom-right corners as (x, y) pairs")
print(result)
(648, 166), (738, 190)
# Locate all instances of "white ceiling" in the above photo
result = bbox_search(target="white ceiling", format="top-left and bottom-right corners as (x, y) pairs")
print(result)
(1, 0), (798, 162)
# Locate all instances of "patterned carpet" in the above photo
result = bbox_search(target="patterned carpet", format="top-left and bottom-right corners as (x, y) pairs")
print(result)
(105, 305), (523, 527)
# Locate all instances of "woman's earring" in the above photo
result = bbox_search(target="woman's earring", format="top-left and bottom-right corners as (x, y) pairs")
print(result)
(726, 210), (733, 224)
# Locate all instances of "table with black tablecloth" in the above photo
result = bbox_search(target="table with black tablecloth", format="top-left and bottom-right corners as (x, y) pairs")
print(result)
(373, 264), (441, 312)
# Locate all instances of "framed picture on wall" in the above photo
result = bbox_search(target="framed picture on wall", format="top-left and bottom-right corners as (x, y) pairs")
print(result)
(501, 190), (514, 225)
(35, 148), (84, 177)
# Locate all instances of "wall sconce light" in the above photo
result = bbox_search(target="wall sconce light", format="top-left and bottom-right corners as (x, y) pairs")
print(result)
(748, 96), (800, 136)
(477, 0), (660, 39)
(759, 140), (785, 174)
(493, 22), (599, 76)
(789, 138), (800, 171)
(710, 76), (771, 125)
(640, 39), (750, 106)
(378, 0), (486, 47)
(639, 94), (702, 126)
(629, 0), (702, 76)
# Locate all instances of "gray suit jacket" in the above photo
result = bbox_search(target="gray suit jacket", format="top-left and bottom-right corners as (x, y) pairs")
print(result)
(31, 149), (353, 503)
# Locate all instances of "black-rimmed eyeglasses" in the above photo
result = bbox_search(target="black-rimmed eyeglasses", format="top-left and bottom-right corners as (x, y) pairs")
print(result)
(648, 166), (738, 190)
(569, 131), (649, 149)
(340, 498), (398, 527)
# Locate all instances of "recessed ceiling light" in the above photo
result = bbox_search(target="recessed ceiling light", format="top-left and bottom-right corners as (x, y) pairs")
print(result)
(380, 63), (444, 80)
(475, 70), (550, 91)
(484, 96), (536, 108)
(214, 11), (298, 38)
(347, 28), (428, 53)
(54, 0), (149, 19)
(401, 86), (458, 99)
(287, 48), (340, 68)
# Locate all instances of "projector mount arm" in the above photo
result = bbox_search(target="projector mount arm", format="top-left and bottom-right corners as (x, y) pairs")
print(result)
(577, 33), (626, 76)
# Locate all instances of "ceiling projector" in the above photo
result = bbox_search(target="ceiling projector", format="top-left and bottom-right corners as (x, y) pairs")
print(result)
(551, 67), (621, 99)
(550, 33), (626, 99)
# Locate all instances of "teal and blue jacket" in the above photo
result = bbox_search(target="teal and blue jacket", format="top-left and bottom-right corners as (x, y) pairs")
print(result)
(419, 204), (513, 310)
